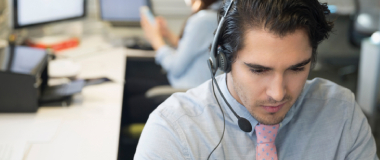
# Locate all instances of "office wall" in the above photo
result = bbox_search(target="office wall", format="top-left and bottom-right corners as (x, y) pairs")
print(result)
(150, 0), (191, 35)
(152, 0), (191, 17)
(0, 0), (9, 40)
(0, 0), (4, 11)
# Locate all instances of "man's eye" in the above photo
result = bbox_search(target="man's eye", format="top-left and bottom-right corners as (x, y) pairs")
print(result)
(250, 69), (267, 74)
(292, 67), (305, 72)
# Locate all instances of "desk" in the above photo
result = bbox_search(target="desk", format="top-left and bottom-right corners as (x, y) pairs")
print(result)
(27, 48), (125, 160)
(0, 45), (153, 159)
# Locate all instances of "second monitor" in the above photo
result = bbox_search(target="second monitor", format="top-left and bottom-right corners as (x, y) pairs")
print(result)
(99, 0), (152, 27)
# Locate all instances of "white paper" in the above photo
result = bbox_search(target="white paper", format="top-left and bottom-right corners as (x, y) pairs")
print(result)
(0, 142), (27, 160)
(0, 116), (62, 159)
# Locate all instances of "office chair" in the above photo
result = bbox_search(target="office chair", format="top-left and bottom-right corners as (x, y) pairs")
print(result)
(145, 85), (188, 104)
(121, 86), (187, 139)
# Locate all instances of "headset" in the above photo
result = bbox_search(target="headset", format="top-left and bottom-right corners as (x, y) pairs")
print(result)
(207, 0), (252, 159)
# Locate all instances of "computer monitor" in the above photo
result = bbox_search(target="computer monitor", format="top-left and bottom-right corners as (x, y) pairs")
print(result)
(99, 0), (152, 26)
(11, 0), (86, 29)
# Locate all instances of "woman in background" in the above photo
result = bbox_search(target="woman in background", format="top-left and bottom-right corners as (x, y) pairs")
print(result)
(141, 0), (221, 89)
(126, 0), (221, 124)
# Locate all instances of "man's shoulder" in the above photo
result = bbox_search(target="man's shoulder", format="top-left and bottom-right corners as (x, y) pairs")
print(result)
(152, 79), (215, 123)
(293, 78), (360, 130)
(302, 78), (355, 104)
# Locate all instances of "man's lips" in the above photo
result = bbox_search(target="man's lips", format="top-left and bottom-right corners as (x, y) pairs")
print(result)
(261, 103), (286, 113)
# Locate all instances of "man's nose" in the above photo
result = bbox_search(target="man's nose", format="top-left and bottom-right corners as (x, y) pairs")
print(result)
(266, 74), (286, 102)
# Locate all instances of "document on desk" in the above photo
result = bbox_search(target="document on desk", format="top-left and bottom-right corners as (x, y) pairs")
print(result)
(0, 116), (62, 159)
(0, 142), (26, 160)
(76, 48), (126, 83)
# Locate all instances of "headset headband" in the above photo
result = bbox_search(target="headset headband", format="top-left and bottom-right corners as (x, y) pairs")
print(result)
(209, 0), (235, 74)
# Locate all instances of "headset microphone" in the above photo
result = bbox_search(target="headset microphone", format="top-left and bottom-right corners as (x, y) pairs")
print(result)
(207, 0), (252, 159)
(208, 60), (252, 132)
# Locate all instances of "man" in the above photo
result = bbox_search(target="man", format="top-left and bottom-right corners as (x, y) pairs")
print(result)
(134, 0), (378, 159)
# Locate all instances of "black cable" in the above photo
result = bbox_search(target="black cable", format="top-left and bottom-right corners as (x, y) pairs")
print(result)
(212, 72), (240, 119)
(207, 76), (226, 160)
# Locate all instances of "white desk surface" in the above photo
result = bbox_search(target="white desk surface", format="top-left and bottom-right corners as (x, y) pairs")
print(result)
(26, 48), (126, 160)
(0, 36), (155, 159)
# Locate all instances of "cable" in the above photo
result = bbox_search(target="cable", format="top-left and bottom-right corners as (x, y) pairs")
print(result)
(212, 72), (240, 119)
(207, 76), (226, 160)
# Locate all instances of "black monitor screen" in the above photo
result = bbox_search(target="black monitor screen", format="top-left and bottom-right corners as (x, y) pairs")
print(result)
(0, 46), (46, 75)
(100, 0), (149, 22)
(13, 0), (86, 28)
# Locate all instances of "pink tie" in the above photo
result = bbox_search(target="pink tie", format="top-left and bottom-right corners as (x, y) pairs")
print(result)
(255, 124), (280, 160)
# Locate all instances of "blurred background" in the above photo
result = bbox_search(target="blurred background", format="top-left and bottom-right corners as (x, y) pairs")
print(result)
(0, 0), (379, 159)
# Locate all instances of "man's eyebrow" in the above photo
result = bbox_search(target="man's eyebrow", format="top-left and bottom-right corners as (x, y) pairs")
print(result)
(243, 58), (312, 70)
(244, 63), (272, 70)
(288, 58), (311, 69)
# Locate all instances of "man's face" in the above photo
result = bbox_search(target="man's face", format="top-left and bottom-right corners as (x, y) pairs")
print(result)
(227, 29), (312, 125)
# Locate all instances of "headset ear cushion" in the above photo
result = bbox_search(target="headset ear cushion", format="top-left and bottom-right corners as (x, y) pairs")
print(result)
(217, 51), (229, 72)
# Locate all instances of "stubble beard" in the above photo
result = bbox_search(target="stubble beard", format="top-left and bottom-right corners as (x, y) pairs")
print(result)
(232, 78), (292, 125)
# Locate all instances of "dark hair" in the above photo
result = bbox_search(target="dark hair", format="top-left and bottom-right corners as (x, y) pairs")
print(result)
(217, 0), (334, 70)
